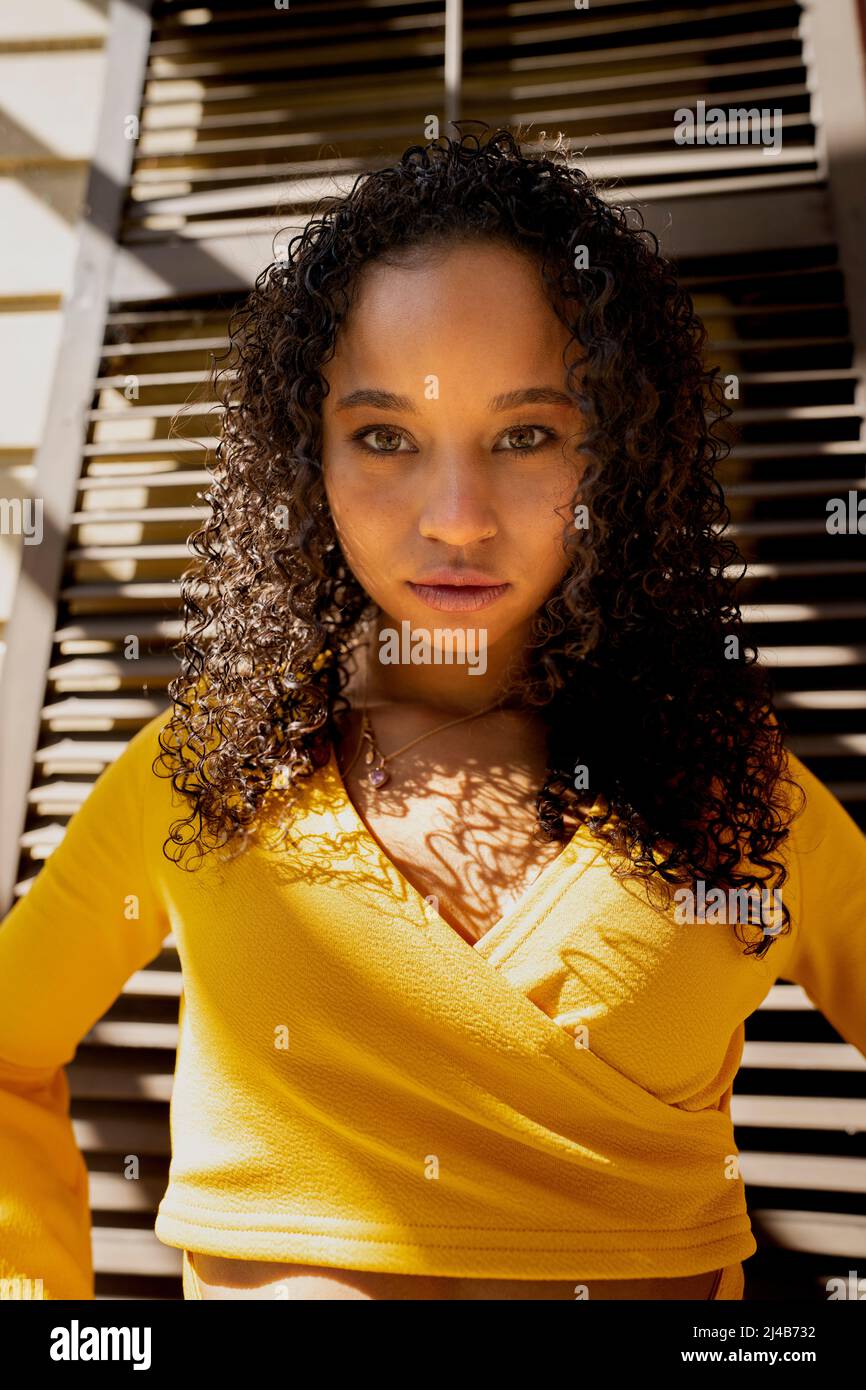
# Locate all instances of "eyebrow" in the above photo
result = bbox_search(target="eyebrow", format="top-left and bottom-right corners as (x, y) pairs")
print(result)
(334, 386), (575, 413)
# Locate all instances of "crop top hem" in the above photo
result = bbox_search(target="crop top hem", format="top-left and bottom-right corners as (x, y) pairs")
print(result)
(155, 1207), (758, 1280)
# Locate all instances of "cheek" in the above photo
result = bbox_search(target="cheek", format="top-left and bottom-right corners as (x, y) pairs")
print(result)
(324, 459), (415, 563)
(323, 456), (365, 537)
(507, 469), (576, 558)
(322, 464), (394, 578)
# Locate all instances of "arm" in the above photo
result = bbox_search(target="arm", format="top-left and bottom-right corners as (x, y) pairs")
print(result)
(773, 749), (866, 1060)
(0, 712), (172, 1298)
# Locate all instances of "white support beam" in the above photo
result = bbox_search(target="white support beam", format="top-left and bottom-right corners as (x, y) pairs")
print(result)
(444, 0), (463, 131)
(802, 0), (866, 427)
(0, 0), (154, 916)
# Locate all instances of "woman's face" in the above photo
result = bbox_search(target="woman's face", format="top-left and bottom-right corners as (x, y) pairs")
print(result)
(320, 240), (585, 665)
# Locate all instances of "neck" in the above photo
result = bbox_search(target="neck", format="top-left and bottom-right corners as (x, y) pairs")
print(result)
(357, 611), (531, 715)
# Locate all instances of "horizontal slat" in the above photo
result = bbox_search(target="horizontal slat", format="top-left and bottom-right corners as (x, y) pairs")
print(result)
(54, 616), (183, 642)
(47, 655), (176, 686)
(726, 441), (863, 458)
(95, 370), (216, 387)
(775, 691), (866, 710)
(74, 1111), (170, 1153)
(69, 1066), (174, 1103)
(739, 1152), (866, 1193)
(726, 369), (860, 382)
(758, 646), (866, 667)
(81, 438), (218, 456)
(34, 739), (131, 775)
(742, 603), (866, 622)
(67, 542), (192, 560)
(60, 582), (184, 604)
(728, 486), (866, 508)
(788, 734), (866, 757)
(758, 985), (814, 1010)
(746, 1210), (866, 1258)
(88, 1172), (168, 1212)
(741, 1043), (866, 1071)
(82, 1022), (179, 1049)
(732, 561), (866, 579)
(92, 1227), (180, 1277)
(124, 969), (182, 998)
(41, 697), (168, 725)
(27, 783), (104, 815)
(825, 783), (866, 802)
(71, 508), (208, 524)
(732, 1096), (866, 1132)
(98, 336), (224, 356)
(77, 471), (208, 490)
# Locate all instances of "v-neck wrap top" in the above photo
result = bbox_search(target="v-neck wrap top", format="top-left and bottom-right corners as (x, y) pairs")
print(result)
(1, 707), (865, 1297)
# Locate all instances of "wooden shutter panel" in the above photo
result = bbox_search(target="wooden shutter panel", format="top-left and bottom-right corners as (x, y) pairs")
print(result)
(6, 0), (864, 1299)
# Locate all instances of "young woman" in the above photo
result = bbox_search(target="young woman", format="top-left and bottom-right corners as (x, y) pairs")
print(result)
(2, 128), (865, 1303)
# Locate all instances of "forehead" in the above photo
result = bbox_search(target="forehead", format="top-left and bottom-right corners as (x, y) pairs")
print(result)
(324, 241), (574, 389)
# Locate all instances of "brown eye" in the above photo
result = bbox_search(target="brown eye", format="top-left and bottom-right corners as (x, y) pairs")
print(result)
(352, 426), (413, 454)
(495, 425), (557, 453)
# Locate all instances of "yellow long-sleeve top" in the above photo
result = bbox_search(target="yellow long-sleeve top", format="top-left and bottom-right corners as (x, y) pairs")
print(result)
(2, 706), (866, 1298)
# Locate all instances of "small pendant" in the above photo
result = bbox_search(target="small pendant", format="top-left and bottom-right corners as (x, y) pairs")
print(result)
(368, 765), (389, 789)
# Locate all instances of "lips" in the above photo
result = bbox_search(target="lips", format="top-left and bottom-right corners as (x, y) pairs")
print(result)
(405, 577), (511, 613)
(411, 569), (504, 587)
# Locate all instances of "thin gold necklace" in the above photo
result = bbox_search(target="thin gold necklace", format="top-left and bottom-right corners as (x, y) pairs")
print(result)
(341, 643), (505, 790)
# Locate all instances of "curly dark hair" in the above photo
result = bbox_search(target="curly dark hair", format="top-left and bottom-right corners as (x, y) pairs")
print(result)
(155, 122), (805, 958)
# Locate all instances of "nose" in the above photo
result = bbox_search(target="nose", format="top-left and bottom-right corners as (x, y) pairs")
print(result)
(417, 455), (498, 546)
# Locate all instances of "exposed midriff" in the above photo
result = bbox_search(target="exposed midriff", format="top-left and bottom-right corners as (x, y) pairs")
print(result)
(189, 1255), (721, 1300)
